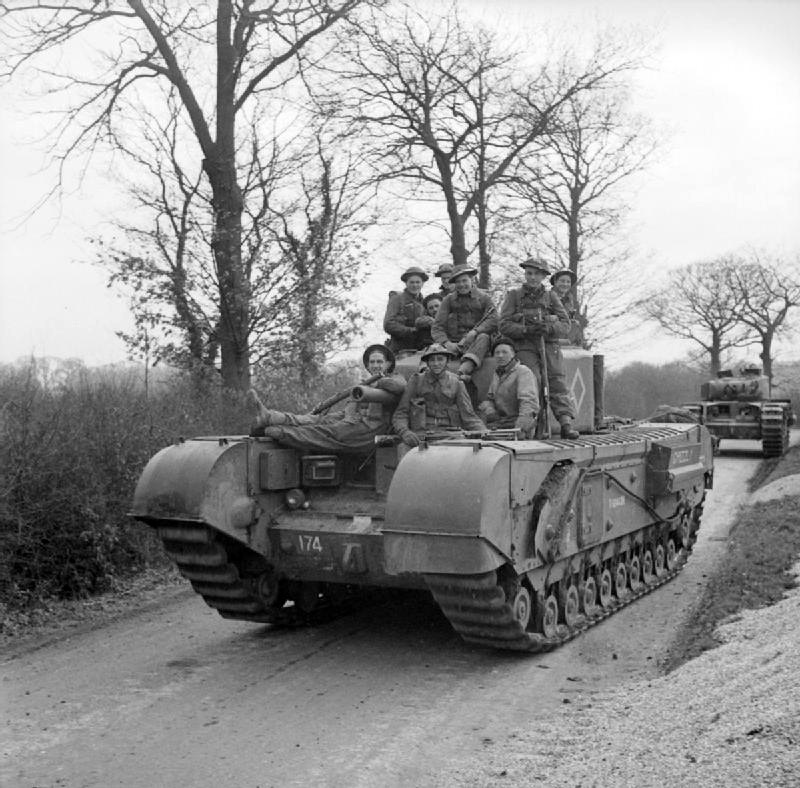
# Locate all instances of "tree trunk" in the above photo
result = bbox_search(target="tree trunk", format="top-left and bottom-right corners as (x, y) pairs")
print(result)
(760, 331), (774, 381)
(208, 0), (250, 391)
(709, 331), (722, 376)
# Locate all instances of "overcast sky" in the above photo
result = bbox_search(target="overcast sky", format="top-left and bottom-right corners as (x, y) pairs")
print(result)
(1, 0), (799, 369)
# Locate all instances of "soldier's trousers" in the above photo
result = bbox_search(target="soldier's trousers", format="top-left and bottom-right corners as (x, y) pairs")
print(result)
(262, 411), (384, 454)
(517, 345), (576, 421)
(457, 333), (492, 368)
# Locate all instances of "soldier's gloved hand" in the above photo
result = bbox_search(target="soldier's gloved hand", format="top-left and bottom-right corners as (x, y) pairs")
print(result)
(525, 321), (546, 336)
(515, 415), (536, 437)
(415, 315), (434, 328)
(444, 341), (460, 355)
(400, 429), (421, 447)
(462, 330), (477, 346)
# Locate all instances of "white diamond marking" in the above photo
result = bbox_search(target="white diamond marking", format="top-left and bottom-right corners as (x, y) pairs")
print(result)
(571, 367), (587, 412)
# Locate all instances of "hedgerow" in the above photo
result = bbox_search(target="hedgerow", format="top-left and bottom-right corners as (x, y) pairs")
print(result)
(0, 357), (358, 608)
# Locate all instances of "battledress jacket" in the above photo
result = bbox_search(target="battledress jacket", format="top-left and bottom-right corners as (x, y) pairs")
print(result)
(431, 288), (498, 344)
(265, 374), (406, 454)
(392, 369), (486, 435)
(478, 359), (540, 427)
(383, 289), (426, 352)
(498, 285), (570, 351)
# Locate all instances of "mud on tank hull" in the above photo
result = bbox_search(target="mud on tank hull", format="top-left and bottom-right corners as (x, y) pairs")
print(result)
(132, 422), (713, 651)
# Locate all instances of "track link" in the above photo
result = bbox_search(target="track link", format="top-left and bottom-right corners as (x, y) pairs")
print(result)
(426, 540), (693, 653)
(761, 404), (789, 458)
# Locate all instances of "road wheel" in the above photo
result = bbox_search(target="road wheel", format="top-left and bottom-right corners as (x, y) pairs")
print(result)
(581, 576), (599, 617)
(654, 544), (666, 577)
(560, 583), (581, 628)
(511, 585), (532, 631)
(599, 568), (614, 608)
(536, 592), (559, 638)
(614, 561), (629, 600)
(629, 554), (642, 592)
(642, 549), (655, 584)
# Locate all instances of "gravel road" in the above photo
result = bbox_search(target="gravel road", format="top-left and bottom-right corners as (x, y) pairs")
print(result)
(0, 446), (782, 788)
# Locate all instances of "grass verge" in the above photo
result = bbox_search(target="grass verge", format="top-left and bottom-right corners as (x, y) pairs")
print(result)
(663, 442), (800, 672)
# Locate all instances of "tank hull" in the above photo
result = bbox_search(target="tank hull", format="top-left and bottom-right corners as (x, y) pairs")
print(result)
(132, 422), (713, 650)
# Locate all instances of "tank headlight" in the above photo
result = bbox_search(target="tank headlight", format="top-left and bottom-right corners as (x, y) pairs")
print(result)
(285, 488), (306, 510)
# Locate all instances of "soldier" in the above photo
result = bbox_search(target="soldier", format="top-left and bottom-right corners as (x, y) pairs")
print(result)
(499, 257), (579, 439)
(383, 266), (428, 354)
(435, 262), (455, 298)
(392, 343), (486, 448)
(478, 337), (540, 438)
(431, 264), (498, 381)
(248, 344), (406, 453)
(550, 268), (582, 345)
(414, 292), (442, 348)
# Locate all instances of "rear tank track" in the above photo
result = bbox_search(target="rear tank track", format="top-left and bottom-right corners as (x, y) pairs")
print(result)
(761, 404), (789, 458)
(154, 521), (364, 627)
(425, 506), (703, 652)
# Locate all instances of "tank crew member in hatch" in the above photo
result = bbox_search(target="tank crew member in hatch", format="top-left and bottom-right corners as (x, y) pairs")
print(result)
(383, 266), (429, 354)
(478, 337), (539, 438)
(392, 343), (486, 449)
(499, 257), (579, 439)
(430, 264), (498, 381)
(248, 344), (405, 454)
(550, 267), (582, 345)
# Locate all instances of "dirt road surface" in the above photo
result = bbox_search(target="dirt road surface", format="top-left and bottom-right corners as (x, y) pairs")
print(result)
(1, 446), (762, 788)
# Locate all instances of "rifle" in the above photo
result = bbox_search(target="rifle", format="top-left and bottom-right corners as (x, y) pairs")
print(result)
(534, 333), (551, 439)
(311, 374), (382, 415)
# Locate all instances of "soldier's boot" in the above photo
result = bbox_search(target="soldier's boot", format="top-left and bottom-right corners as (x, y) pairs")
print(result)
(247, 389), (288, 429)
(457, 359), (476, 382)
(559, 415), (580, 440)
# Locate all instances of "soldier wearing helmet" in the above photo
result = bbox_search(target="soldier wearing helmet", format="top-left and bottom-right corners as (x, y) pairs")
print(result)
(392, 343), (486, 449)
(478, 337), (540, 438)
(499, 257), (578, 439)
(431, 263), (498, 381)
(248, 344), (406, 453)
(383, 266), (429, 354)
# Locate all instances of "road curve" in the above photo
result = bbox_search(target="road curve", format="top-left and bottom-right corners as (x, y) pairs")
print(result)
(1, 447), (762, 788)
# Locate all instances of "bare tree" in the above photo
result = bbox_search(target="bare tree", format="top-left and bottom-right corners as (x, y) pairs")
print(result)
(332, 3), (643, 286)
(727, 250), (800, 380)
(1, 0), (368, 390)
(643, 258), (753, 375)
(501, 87), (657, 345)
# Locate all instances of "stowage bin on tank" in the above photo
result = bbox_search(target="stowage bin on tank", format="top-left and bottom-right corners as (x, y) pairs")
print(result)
(131, 349), (714, 652)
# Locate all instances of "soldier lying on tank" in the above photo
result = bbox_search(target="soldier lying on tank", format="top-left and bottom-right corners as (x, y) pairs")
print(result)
(550, 268), (582, 346)
(248, 344), (406, 454)
(383, 266), (429, 354)
(430, 264), (498, 382)
(414, 293), (442, 349)
(477, 337), (540, 438)
(499, 257), (579, 439)
(392, 343), (486, 449)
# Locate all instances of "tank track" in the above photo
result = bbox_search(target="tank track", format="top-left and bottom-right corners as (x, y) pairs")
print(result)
(425, 518), (700, 652)
(154, 520), (360, 627)
(761, 404), (789, 458)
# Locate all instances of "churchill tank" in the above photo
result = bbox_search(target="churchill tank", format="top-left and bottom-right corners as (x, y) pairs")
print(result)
(131, 348), (714, 652)
(684, 363), (794, 458)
